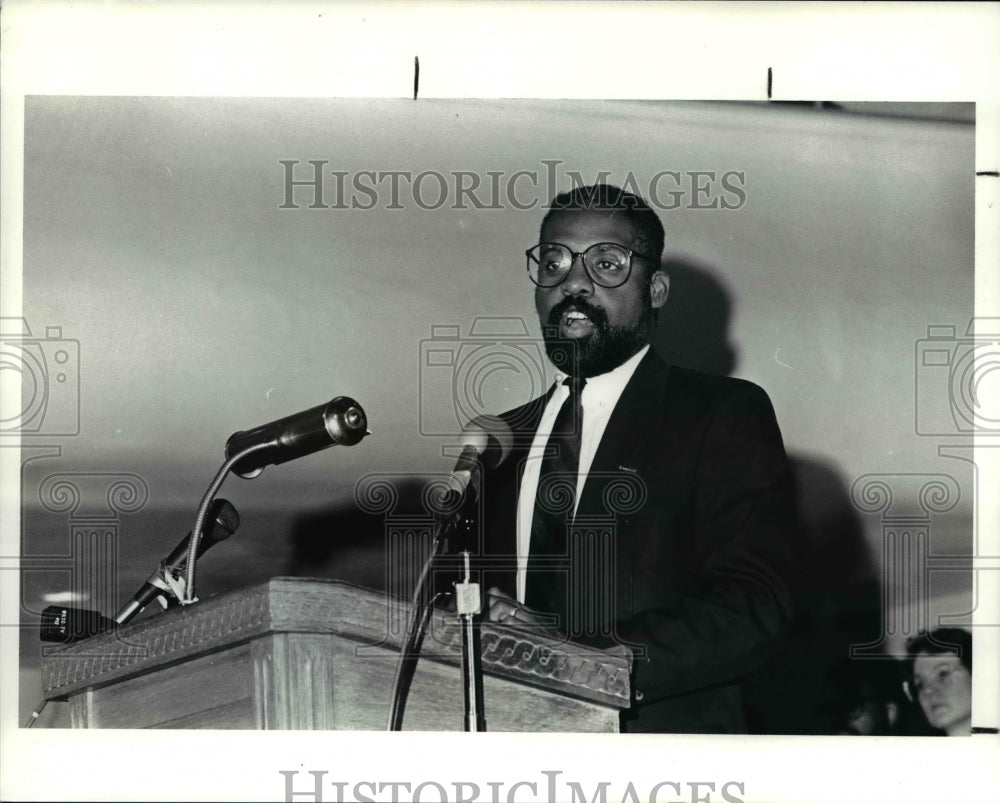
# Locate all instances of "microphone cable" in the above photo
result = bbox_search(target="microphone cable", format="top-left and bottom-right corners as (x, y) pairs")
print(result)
(386, 505), (461, 731)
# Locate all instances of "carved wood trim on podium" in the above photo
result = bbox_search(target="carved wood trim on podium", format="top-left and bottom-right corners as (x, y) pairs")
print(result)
(40, 578), (632, 731)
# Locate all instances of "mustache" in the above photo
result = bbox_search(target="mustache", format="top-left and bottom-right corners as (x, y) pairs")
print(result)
(546, 296), (609, 330)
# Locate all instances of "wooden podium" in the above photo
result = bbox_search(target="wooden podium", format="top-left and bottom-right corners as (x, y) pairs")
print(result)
(40, 578), (632, 731)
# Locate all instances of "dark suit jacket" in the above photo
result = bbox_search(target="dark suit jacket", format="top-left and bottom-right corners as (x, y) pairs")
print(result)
(473, 350), (799, 733)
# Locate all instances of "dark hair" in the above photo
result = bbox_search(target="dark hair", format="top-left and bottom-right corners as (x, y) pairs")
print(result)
(541, 183), (665, 268)
(823, 658), (907, 708)
(817, 657), (907, 734)
(904, 627), (972, 686)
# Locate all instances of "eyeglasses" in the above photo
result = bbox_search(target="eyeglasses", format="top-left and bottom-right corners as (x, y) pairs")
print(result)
(525, 242), (655, 288)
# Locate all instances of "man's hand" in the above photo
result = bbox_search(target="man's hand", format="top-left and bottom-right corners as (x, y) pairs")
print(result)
(485, 587), (550, 628)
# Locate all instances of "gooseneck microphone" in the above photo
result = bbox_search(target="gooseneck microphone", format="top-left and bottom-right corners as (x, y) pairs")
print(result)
(180, 396), (369, 604)
(114, 499), (240, 625)
(225, 396), (369, 478)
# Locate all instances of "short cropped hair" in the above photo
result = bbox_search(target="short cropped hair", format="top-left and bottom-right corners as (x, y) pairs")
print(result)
(904, 627), (972, 686)
(541, 184), (665, 268)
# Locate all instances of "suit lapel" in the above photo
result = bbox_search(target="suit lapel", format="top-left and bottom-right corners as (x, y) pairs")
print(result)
(577, 351), (670, 517)
(483, 389), (552, 558)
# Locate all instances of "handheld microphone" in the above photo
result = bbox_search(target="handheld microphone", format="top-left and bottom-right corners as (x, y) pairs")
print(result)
(445, 415), (513, 502)
(114, 498), (240, 625)
(225, 396), (369, 479)
(40, 606), (115, 643)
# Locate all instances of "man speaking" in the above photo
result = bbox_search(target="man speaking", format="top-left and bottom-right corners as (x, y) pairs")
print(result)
(475, 184), (799, 733)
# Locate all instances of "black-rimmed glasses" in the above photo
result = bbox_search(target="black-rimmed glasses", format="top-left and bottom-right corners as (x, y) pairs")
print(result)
(525, 242), (655, 288)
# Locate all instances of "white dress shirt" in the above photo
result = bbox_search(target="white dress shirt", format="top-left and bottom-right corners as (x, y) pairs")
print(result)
(515, 344), (650, 602)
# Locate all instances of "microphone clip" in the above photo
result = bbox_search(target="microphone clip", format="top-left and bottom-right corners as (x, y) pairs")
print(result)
(151, 563), (194, 609)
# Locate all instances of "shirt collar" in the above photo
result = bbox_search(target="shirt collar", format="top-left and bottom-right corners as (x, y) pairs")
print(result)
(553, 344), (650, 402)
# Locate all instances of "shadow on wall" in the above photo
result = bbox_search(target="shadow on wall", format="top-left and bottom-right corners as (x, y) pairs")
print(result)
(655, 256), (884, 733)
(756, 455), (883, 733)
(653, 257), (738, 377)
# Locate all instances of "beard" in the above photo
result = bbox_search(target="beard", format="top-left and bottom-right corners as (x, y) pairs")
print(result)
(541, 296), (653, 378)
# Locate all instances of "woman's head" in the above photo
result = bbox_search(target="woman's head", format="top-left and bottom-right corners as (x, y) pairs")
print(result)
(904, 628), (972, 736)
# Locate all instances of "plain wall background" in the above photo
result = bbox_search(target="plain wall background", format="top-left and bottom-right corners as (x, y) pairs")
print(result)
(16, 98), (975, 726)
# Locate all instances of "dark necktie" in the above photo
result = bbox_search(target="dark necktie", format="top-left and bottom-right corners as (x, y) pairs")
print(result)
(524, 375), (586, 629)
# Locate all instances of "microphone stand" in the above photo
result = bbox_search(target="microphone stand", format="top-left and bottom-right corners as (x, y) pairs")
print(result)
(455, 550), (486, 732)
(387, 506), (456, 731)
(387, 489), (488, 732)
